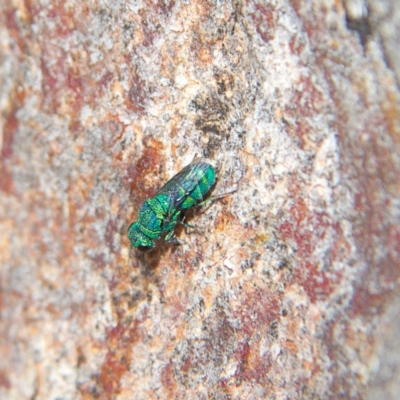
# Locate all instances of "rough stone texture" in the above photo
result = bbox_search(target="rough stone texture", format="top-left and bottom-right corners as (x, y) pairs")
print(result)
(0, 0), (399, 399)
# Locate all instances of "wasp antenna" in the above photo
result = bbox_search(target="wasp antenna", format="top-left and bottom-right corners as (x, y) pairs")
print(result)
(191, 152), (203, 163)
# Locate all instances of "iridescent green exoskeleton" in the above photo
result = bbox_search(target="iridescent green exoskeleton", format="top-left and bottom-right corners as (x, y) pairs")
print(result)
(128, 158), (217, 251)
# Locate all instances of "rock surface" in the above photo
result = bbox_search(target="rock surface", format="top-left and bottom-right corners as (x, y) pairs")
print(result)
(1, 0), (399, 399)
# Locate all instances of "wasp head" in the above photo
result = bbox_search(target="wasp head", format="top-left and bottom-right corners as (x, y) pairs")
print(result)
(127, 222), (154, 252)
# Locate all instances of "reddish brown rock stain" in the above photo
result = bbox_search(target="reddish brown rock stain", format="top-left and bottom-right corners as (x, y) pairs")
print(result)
(233, 340), (272, 385)
(330, 235), (352, 263)
(125, 143), (163, 202)
(0, 371), (10, 390)
(157, 0), (176, 15)
(34, 4), (92, 120)
(46, 5), (75, 37)
(226, 285), (282, 385)
(387, 224), (400, 260)
(40, 54), (62, 113)
(1, 108), (18, 162)
(4, 3), (25, 51)
(138, 0), (176, 48)
(381, 89), (400, 144)
(214, 209), (235, 230)
(329, 80), (400, 316)
(22, 0), (40, 20)
(278, 198), (314, 258)
(234, 340), (250, 376)
(238, 286), (280, 337)
(284, 76), (326, 149)
(66, 70), (84, 109)
(0, 85), (26, 194)
(279, 196), (344, 302)
(97, 315), (146, 398)
(165, 290), (188, 321)
(299, 262), (338, 303)
(126, 75), (147, 113)
(251, 3), (277, 43)
(289, 34), (306, 57)
(97, 71), (114, 91)
(160, 361), (177, 397)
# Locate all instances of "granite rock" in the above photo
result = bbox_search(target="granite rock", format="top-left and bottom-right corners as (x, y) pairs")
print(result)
(0, 0), (399, 399)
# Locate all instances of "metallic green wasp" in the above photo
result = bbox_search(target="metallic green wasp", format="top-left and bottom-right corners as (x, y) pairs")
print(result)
(128, 158), (217, 251)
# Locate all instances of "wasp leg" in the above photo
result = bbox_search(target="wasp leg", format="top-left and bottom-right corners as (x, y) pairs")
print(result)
(179, 221), (195, 229)
(177, 214), (196, 230)
(164, 228), (181, 245)
(165, 231), (188, 246)
(166, 236), (183, 245)
(164, 213), (187, 245)
(197, 189), (236, 208)
(166, 211), (196, 230)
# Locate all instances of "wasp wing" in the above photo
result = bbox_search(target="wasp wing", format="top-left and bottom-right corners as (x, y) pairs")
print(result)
(155, 158), (212, 216)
